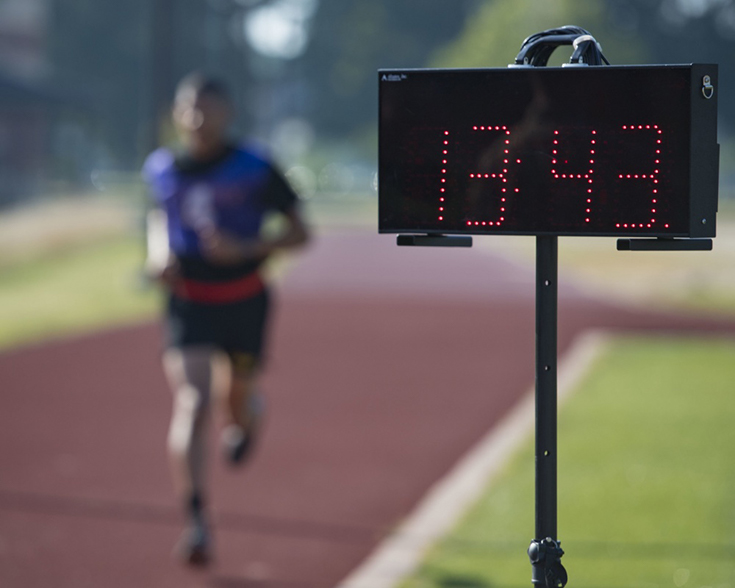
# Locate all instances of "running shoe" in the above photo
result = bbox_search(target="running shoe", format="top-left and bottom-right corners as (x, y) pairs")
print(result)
(174, 519), (211, 566)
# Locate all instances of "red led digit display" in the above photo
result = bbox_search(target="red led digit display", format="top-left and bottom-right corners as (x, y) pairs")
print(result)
(379, 65), (719, 238)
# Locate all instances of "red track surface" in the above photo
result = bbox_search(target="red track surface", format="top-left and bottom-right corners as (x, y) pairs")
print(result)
(0, 231), (732, 587)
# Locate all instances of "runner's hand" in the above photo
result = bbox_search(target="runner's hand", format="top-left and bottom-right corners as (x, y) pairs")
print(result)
(198, 228), (269, 265)
(145, 254), (181, 287)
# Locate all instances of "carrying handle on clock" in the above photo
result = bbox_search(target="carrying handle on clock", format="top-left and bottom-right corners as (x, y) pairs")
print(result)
(512, 25), (609, 67)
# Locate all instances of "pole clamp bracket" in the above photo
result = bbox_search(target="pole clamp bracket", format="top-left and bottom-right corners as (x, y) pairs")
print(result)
(528, 537), (568, 588)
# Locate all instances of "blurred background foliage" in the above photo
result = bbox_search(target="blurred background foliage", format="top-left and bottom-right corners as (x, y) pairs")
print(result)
(0, 0), (734, 206)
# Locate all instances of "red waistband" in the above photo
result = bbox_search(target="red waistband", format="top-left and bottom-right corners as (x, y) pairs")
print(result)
(173, 272), (265, 304)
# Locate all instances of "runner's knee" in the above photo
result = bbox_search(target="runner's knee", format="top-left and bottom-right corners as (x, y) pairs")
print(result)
(174, 383), (209, 420)
(168, 385), (209, 454)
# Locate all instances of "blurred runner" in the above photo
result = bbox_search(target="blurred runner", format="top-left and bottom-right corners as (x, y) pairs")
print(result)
(142, 72), (309, 565)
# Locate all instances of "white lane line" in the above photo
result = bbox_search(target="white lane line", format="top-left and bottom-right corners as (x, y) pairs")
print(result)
(336, 330), (611, 588)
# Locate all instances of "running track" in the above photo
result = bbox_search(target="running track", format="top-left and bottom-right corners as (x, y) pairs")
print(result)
(0, 230), (732, 588)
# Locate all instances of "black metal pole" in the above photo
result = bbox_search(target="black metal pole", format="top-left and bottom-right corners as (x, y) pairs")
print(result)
(536, 234), (557, 539)
(528, 235), (567, 587)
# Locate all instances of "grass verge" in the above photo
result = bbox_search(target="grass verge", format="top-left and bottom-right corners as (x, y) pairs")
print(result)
(0, 235), (160, 350)
(0, 192), (378, 351)
(402, 337), (735, 588)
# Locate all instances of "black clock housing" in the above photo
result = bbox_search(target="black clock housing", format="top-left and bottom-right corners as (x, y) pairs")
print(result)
(379, 65), (719, 237)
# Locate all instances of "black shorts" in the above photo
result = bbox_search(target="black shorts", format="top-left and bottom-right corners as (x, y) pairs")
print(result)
(164, 289), (271, 363)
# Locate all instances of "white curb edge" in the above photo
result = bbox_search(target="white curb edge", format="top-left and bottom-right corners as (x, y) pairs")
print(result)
(336, 330), (611, 588)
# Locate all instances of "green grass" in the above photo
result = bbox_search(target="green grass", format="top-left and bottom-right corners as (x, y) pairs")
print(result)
(403, 337), (735, 588)
(0, 235), (160, 350)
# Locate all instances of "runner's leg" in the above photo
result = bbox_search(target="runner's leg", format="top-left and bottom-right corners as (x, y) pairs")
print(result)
(164, 346), (214, 498)
(219, 352), (263, 464)
(163, 346), (215, 563)
(216, 290), (270, 464)
(226, 352), (258, 427)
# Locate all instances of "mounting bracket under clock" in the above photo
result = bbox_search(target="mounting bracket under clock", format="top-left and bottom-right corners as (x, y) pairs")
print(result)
(379, 64), (719, 251)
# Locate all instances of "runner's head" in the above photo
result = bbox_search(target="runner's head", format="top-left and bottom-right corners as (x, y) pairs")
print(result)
(173, 72), (233, 159)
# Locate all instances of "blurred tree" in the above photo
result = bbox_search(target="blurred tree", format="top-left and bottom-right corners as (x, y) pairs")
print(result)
(301, 0), (478, 140)
(431, 0), (734, 131)
(46, 0), (256, 169)
(46, 0), (733, 171)
(431, 0), (647, 69)
(605, 0), (735, 131)
(47, 0), (149, 168)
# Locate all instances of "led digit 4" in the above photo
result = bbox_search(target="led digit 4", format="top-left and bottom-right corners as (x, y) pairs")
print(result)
(551, 129), (596, 225)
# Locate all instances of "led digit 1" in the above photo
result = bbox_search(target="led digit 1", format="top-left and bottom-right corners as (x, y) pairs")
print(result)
(550, 129), (596, 225)
(438, 130), (449, 222)
(465, 125), (518, 228)
(615, 125), (667, 231)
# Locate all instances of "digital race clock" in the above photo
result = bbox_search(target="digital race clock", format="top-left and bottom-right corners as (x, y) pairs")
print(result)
(378, 65), (719, 238)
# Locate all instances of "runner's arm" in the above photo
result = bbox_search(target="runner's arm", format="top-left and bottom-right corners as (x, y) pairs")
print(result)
(145, 208), (180, 284)
(198, 205), (310, 265)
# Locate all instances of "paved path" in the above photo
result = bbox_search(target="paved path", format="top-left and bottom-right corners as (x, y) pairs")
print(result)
(0, 230), (732, 587)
